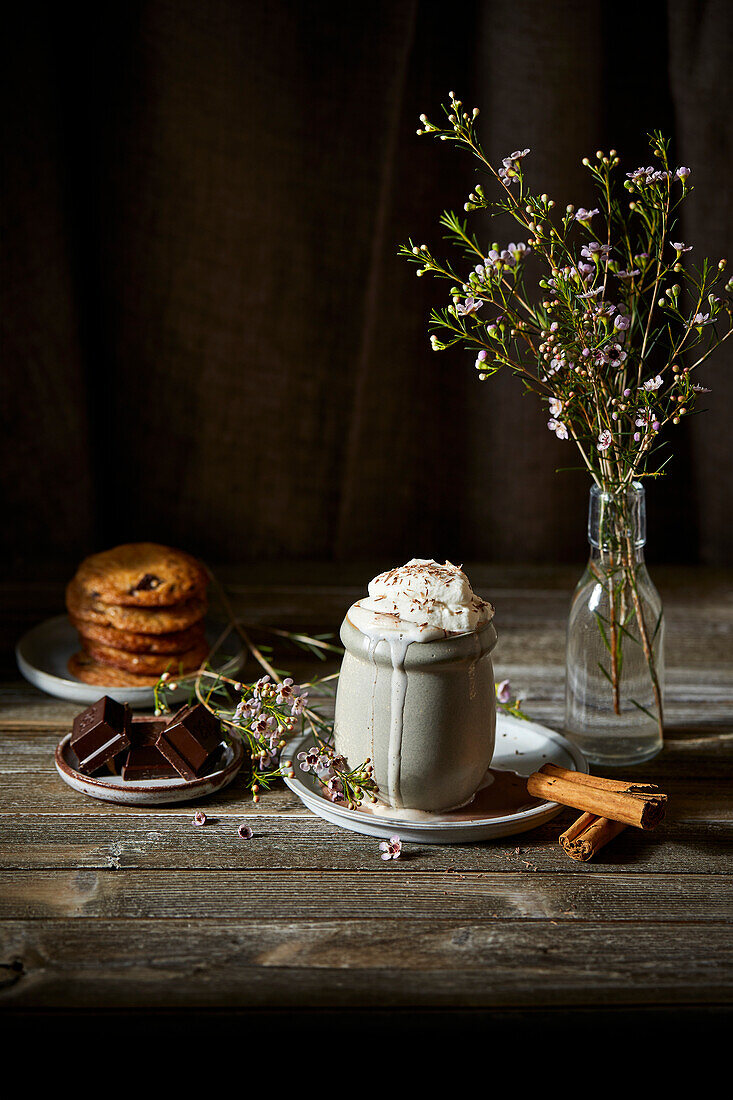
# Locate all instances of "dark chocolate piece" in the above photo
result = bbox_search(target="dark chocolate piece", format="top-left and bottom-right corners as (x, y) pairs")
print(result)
(122, 744), (179, 781)
(127, 714), (168, 746)
(155, 703), (222, 780)
(71, 696), (131, 774)
(122, 716), (178, 781)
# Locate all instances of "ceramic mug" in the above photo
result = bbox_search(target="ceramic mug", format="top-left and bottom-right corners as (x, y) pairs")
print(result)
(334, 613), (498, 811)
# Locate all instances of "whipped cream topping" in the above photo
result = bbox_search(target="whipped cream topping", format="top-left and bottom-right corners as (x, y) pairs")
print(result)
(355, 558), (494, 636)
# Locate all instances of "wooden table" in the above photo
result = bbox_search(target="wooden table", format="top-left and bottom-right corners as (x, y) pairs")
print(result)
(2, 565), (732, 1035)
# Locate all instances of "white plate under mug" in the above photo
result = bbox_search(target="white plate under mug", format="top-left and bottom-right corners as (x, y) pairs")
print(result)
(16, 614), (243, 708)
(55, 732), (245, 806)
(282, 713), (587, 843)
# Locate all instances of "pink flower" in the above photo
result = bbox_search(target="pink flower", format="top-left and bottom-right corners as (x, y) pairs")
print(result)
(379, 836), (402, 861)
(574, 207), (599, 222)
(238, 824), (254, 840)
(192, 811), (207, 826)
(251, 715), (276, 738)
(635, 409), (659, 431)
(549, 398), (563, 417)
(297, 747), (320, 773)
(455, 297), (482, 316)
(496, 679), (512, 704)
(326, 776), (345, 802)
(291, 692), (308, 716)
(643, 375), (663, 391)
(275, 677), (297, 704)
(597, 430), (612, 451)
(548, 418), (569, 440)
(253, 675), (271, 698)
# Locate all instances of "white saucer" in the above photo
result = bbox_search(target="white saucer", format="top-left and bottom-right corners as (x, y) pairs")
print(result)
(55, 732), (245, 805)
(282, 714), (587, 843)
(16, 615), (243, 708)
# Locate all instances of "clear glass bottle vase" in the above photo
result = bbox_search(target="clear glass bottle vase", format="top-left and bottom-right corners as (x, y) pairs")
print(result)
(564, 482), (664, 766)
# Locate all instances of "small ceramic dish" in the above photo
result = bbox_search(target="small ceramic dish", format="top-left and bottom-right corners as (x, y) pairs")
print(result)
(282, 713), (587, 843)
(16, 614), (243, 708)
(55, 732), (245, 805)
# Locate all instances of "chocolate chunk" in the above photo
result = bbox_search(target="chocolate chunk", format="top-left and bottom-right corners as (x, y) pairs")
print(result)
(155, 703), (222, 780)
(122, 716), (179, 780)
(71, 696), (132, 774)
(122, 745), (179, 781)
(130, 572), (161, 593)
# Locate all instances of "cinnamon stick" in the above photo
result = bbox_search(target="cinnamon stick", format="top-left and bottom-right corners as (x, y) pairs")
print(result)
(559, 813), (627, 861)
(541, 763), (661, 795)
(526, 764), (667, 829)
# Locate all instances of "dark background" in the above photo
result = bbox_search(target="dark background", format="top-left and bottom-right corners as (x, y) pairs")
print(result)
(3, 0), (732, 573)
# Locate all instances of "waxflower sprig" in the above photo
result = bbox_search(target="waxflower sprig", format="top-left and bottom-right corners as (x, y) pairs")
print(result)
(496, 678), (529, 720)
(153, 661), (306, 801)
(295, 741), (378, 809)
(401, 93), (732, 491)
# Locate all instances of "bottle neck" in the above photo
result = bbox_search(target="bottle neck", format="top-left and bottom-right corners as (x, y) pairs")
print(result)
(588, 482), (646, 567)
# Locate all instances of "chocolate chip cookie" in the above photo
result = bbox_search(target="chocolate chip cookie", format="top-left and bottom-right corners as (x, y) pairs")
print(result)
(68, 652), (162, 687)
(71, 617), (206, 655)
(83, 638), (210, 676)
(75, 543), (208, 607)
(66, 578), (207, 634)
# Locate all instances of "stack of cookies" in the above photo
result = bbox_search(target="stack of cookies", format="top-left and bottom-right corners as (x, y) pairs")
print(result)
(67, 543), (210, 687)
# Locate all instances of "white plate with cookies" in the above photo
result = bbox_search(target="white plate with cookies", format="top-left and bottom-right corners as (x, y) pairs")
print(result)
(16, 614), (244, 707)
(17, 542), (243, 706)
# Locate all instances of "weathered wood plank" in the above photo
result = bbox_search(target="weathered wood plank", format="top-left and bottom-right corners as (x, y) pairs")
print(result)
(0, 869), (730, 922)
(1, 919), (731, 1009)
(0, 768), (729, 819)
(0, 816), (729, 874)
